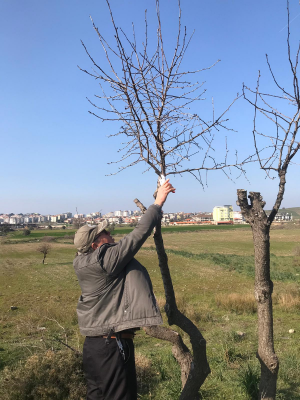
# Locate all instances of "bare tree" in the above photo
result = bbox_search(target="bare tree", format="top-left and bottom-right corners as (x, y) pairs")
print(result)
(37, 243), (51, 264)
(80, 1), (252, 398)
(73, 207), (86, 230)
(237, 2), (300, 399)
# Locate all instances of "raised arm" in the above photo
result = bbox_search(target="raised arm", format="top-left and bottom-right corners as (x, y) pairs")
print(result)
(99, 179), (175, 276)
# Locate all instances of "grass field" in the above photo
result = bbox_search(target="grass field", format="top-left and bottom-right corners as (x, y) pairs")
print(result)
(7, 223), (251, 240)
(0, 225), (300, 399)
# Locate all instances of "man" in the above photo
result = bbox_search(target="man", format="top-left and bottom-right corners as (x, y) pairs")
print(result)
(73, 179), (175, 400)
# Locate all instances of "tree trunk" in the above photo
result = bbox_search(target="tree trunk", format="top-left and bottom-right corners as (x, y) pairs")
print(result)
(237, 190), (279, 400)
(43, 254), (46, 264)
(252, 223), (279, 400)
(134, 198), (210, 399)
(143, 325), (194, 388)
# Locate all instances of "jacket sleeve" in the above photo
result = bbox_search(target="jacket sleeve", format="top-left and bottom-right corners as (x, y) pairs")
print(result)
(99, 204), (162, 276)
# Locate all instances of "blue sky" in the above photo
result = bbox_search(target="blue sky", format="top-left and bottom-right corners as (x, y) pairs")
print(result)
(1, 0), (299, 214)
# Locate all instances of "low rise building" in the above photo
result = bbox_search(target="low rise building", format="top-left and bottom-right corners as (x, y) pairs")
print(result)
(213, 205), (233, 223)
(274, 212), (293, 221)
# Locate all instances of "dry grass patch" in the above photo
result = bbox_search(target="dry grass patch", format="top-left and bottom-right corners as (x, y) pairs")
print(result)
(155, 295), (165, 311)
(135, 352), (156, 396)
(0, 350), (86, 400)
(278, 290), (300, 311)
(136, 352), (153, 381)
(216, 293), (256, 314)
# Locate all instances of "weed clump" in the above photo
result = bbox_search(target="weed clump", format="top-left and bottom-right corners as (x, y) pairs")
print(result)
(238, 364), (260, 399)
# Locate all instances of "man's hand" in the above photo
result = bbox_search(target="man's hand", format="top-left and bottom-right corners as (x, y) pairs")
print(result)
(154, 179), (176, 207)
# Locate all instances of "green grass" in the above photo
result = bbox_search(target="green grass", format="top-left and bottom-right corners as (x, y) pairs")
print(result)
(1, 226), (300, 399)
(143, 247), (300, 282)
(6, 224), (250, 242)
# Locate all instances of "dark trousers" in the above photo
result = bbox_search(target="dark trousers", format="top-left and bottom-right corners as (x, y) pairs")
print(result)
(83, 336), (137, 400)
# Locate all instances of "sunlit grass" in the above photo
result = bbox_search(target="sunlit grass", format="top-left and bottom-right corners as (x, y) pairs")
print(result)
(1, 226), (300, 399)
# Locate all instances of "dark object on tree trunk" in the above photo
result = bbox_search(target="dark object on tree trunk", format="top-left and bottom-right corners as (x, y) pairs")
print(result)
(135, 199), (210, 399)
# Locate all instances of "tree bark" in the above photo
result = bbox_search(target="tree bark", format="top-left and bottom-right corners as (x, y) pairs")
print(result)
(237, 190), (279, 400)
(143, 326), (193, 388)
(134, 198), (210, 399)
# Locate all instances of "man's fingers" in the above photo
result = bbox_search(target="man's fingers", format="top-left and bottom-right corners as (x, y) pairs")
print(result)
(166, 186), (175, 194)
(162, 179), (170, 188)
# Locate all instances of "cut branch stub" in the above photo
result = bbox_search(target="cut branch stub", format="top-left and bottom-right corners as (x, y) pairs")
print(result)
(133, 198), (147, 213)
(237, 189), (267, 226)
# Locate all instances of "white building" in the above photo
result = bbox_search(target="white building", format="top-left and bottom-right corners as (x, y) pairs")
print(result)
(274, 212), (293, 221)
(63, 212), (72, 219)
(233, 211), (243, 221)
(213, 205), (233, 222)
(74, 213), (86, 219)
(9, 215), (24, 224)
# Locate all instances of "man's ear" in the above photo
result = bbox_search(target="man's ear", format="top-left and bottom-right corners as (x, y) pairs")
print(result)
(91, 242), (98, 250)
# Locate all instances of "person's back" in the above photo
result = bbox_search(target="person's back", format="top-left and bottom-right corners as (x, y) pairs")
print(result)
(73, 180), (175, 400)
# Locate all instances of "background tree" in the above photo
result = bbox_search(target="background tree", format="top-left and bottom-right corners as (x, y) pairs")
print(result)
(0, 224), (11, 236)
(37, 243), (52, 264)
(107, 222), (115, 234)
(237, 2), (300, 399)
(80, 1), (252, 397)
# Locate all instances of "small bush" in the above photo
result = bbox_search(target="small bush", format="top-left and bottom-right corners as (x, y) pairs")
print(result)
(0, 350), (86, 400)
(37, 243), (51, 264)
(107, 222), (115, 234)
(0, 224), (11, 235)
(23, 229), (31, 236)
(215, 293), (256, 314)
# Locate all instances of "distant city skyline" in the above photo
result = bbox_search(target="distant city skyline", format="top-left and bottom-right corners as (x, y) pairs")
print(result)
(1, 198), (299, 217)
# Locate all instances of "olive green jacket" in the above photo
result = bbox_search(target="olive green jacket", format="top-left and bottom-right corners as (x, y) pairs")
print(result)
(73, 204), (163, 336)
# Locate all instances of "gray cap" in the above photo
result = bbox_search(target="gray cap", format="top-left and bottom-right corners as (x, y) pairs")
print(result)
(74, 220), (109, 253)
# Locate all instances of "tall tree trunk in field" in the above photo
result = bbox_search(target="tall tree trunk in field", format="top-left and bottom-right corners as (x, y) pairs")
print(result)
(135, 199), (210, 400)
(237, 190), (279, 400)
(154, 222), (210, 399)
